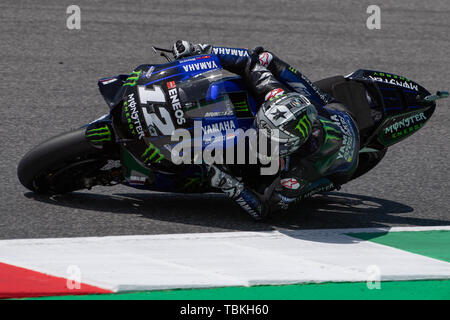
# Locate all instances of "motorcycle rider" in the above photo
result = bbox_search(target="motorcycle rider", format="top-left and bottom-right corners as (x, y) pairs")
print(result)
(171, 40), (360, 220)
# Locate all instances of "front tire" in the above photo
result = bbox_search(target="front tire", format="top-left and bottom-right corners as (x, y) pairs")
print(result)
(17, 128), (117, 194)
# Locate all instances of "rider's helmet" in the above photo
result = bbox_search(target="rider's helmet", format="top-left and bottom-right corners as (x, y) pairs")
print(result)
(255, 92), (318, 157)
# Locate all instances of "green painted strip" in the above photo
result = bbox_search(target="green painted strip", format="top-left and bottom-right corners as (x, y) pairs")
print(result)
(26, 279), (450, 300)
(348, 230), (450, 263)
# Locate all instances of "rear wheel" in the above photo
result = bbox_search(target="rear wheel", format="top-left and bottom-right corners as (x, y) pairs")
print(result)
(17, 128), (122, 194)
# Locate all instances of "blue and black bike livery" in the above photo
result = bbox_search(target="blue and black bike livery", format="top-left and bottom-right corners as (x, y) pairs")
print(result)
(18, 50), (448, 213)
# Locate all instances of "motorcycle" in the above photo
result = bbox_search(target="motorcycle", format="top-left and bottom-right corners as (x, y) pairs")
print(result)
(17, 47), (448, 214)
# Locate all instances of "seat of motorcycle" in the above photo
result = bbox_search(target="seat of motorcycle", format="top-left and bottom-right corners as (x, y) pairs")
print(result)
(314, 76), (375, 134)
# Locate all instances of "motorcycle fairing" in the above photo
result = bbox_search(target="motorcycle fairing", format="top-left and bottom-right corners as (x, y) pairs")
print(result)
(375, 108), (435, 146)
(98, 74), (128, 109)
(347, 69), (436, 147)
(278, 67), (331, 108)
(117, 55), (262, 167)
(98, 60), (441, 193)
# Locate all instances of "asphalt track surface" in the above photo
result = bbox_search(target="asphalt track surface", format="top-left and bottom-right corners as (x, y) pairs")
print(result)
(1, 0), (449, 239)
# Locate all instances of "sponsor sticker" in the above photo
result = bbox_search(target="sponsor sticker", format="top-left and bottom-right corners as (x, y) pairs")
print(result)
(196, 55), (210, 59)
(167, 82), (186, 125)
(212, 47), (249, 57)
(384, 112), (427, 134)
(259, 52), (273, 67)
(330, 114), (355, 163)
(379, 111), (428, 144)
(167, 81), (176, 89)
(265, 88), (285, 101)
(182, 60), (218, 73)
(100, 78), (117, 85)
(368, 75), (419, 91)
(124, 93), (146, 140)
(281, 178), (300, 190)
(202, 120), (236, 134)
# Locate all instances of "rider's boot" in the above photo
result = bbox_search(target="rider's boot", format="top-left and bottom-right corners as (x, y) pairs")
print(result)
(207, 165), (270, 220)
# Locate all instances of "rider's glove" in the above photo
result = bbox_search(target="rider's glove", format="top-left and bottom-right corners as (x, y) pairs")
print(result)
(172, 40), (212, 60)
(172, 40), (194, 59)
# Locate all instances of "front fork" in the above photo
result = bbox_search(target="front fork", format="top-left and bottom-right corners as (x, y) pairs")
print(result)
(82, 114), (127, 187)
(84, 114), (159, 189)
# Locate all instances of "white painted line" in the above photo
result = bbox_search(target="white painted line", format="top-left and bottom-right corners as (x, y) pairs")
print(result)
(0, 227), (449, 293)
(2, 225), (449, 245)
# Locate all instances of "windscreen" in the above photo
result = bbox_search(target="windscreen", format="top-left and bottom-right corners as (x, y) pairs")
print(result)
(177, 69), (235, 119)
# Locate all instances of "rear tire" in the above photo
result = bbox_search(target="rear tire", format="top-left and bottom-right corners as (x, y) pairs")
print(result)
(17, 128), (113, 194)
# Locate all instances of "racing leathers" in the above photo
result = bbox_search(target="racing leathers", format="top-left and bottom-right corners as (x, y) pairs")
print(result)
(173, 40), (360, 220)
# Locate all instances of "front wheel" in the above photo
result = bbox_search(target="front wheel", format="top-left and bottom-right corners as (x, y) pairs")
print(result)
(17, 128), (122, 194)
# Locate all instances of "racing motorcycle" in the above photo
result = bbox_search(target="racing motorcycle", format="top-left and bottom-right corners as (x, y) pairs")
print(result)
(17, 47), (448, 213)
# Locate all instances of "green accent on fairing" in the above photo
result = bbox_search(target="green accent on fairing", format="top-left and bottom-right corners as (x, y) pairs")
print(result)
(379, 123), (425, 145)
(122, 101), (137, 135)
(86, 126), (110, 134)
(141, 143), (164, 164)
(86, 132), (110, 137)
(121, 147), (150, 177)
(295, 115), (311, 138)
(86, 125), (111, 143)
(29, 279), (450, 300)
(288, 66), (298, 74)
(268, 93), (286, 102)
(319, 119), (341, 142)
(377, 109), (430, 147)
(295, 181), (335, 202)
(234, 101), (249, 112)
(309, 119), (342, 174)
(313, 153), (337, 175)
(372, 71), (411, 82)
(123, 70), (142, 87)
(89, 137), (112, 143)
(348, 230), (450, 263)
(181, 177), (201, 192)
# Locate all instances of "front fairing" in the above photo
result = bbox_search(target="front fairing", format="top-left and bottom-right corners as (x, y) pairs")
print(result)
(111, 54), (257, 174)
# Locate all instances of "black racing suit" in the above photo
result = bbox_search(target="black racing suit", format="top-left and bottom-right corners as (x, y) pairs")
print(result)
(177, 43), (360, 220)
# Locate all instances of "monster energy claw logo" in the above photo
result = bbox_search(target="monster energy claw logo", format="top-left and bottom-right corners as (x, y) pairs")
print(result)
(86, 125), (111, 144)
(123, 70), (142, 87)
(295, 115), (311, 139)
(320, 119), (341, 142)
(141, 143), (164, 164)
